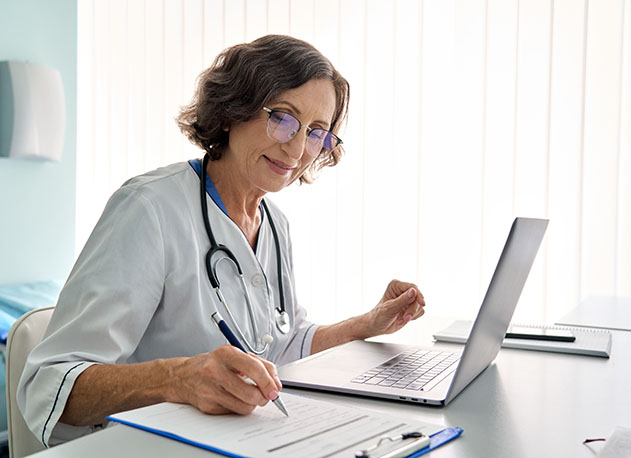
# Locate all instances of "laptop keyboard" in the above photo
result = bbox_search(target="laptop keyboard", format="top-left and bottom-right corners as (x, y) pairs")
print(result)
(351, 349), (460, 391)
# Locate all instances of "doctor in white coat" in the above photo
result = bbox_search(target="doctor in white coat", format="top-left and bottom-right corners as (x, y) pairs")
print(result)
(18, 34), (426, 447)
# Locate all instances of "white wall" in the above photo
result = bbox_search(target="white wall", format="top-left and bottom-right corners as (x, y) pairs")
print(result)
(77, 0), (631, 325)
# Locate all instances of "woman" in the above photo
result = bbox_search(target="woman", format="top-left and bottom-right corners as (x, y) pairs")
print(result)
(18, 35), (425, 447)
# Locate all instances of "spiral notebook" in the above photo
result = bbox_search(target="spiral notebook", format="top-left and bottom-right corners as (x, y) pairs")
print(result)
(433, 320), (612, 358)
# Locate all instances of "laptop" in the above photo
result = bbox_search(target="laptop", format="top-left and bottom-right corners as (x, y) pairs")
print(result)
(279, 217), (548, 406)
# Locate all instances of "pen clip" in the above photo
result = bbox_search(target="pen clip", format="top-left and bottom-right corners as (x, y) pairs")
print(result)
(355, 431), (428, 458)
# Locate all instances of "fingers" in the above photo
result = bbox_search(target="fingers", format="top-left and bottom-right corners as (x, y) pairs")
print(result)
(401, 283), (425, 305)
(204, 385), (259, 415)
(230, 351), (281, 403)
(385, 280), (424, 304)
(391, 286), (424, 311)
(388, 282), (425, 326)
(401, 301), (425, 322)
(387, 279), (423, 298)
(251, 354), (283, 392)
(179, 346), (282, 416)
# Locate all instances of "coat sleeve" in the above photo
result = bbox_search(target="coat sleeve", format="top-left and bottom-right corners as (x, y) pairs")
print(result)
(16, 186), (166, 447)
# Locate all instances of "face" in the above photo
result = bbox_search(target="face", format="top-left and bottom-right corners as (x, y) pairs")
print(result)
(224, 78), (337, 194)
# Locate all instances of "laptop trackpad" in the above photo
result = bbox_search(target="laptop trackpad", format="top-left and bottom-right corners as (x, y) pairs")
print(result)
(279, 340), (413, 386)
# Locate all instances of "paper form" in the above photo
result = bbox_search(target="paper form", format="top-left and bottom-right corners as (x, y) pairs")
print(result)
(109, 393), (444, 457)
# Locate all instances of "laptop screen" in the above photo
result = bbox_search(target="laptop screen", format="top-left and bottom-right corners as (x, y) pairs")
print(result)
(446, 217), (548, 403)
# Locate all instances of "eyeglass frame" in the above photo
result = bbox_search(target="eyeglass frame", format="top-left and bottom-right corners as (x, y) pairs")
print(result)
(262, 107), (343, 157)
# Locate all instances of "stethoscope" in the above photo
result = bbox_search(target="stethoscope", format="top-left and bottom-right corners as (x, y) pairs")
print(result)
(200, 153), (291, 355)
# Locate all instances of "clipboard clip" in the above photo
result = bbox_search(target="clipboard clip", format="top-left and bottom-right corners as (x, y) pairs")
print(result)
(355, 431), (430, 458)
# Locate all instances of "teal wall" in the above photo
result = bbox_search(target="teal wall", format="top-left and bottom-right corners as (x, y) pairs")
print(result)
(0, 0), (77, 285)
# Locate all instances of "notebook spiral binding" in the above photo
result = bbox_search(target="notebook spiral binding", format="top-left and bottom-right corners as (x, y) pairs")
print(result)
(513, 323), (610, 333)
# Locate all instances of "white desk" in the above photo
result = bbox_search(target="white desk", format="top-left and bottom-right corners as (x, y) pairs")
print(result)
(29, 314), (630, 457)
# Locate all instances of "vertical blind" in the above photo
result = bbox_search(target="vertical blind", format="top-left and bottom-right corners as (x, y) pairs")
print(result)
(77, 0), (630, 325)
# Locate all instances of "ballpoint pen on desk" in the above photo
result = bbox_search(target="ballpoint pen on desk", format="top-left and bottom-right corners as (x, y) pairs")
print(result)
(211, 312), (289, 417)
(355, 431), (430, 458)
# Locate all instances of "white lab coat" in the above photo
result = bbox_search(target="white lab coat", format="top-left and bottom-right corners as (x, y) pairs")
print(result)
(17, 160), (318, 447)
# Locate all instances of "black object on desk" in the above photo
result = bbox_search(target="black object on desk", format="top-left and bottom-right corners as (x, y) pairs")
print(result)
(505, 325), (576, 342)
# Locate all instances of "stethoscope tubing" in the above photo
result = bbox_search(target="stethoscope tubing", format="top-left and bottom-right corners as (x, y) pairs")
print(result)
(213, 254), (262, 349)
(200, 153), (290, 355)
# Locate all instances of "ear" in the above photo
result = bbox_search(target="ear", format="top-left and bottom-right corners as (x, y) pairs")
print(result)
(223, 124), (230, 132)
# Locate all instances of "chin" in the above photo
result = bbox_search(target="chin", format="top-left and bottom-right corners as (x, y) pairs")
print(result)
(261, 174), (300, 193)
(267, 183), (292, 194)
(256, 180), (289, 194)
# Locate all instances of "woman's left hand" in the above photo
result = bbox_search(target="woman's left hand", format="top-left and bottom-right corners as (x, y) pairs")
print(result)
(365, 280), (426, 337)
(311, 279), (426, 354)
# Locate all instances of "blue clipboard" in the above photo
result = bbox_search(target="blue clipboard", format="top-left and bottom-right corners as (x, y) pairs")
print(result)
(410, 427), (464, 457)
(109, 414), (463, 458)
(107, 416), (244, 457)
(109, 413), (463, 458)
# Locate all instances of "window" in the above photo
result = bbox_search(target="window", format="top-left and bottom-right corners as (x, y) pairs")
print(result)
(77, 0), (631, 324)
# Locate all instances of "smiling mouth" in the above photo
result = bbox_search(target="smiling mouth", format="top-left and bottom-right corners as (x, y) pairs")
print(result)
(264, 156), (294, 170)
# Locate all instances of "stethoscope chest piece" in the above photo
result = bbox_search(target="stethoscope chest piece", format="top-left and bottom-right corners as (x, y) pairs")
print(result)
(276, 309), (291, 334)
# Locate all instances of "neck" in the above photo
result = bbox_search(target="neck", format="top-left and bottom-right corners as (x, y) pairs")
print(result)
(205, 156), (264, 247)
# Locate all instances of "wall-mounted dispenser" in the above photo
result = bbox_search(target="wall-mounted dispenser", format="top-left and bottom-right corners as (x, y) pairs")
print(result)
(0, 61), (65, 161)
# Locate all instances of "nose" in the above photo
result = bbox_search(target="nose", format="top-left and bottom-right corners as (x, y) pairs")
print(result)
(282, 128), (309, 161)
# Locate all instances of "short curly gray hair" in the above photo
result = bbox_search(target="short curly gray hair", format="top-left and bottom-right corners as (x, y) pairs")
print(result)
(177, 34), (350, 183)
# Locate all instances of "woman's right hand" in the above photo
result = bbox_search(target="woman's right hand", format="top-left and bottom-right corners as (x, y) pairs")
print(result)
(168, 345), (283, 415)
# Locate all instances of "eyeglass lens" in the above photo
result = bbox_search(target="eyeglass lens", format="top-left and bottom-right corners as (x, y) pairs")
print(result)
(266, 110), (339, 157)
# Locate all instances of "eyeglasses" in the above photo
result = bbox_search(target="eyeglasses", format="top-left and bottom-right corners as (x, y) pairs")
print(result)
(262, 107), (342, 157)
